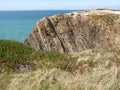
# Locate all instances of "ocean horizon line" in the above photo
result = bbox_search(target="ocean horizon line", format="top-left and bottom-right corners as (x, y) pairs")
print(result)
(0, 9), (83, 12)
(0, 8), (119, 12)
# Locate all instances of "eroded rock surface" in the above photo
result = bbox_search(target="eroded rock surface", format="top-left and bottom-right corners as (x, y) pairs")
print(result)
(24, 9), (120, 53)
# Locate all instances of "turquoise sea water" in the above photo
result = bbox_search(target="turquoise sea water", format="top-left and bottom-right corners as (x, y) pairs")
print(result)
(0, 10), (79, 42)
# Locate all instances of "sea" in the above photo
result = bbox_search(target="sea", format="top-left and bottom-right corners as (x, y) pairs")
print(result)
(0, 10), (79, 42)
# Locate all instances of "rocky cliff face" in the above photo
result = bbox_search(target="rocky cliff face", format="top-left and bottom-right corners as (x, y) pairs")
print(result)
(24, 9), (120, 53)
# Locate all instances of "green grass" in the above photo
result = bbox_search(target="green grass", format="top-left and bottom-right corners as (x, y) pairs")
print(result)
(0, 40), (77, 73)
(91, 15), (110, 21)
(91, 14), (115, 25)
(0, 40), (35, 72)
(91, 14), (119, 26)
(0, 40), (34, 60)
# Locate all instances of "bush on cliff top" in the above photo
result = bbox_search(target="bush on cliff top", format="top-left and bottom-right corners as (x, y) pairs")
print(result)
(0, 40), (76, 73)
(0, 40), (35, 72)
(0, 40), (34, 60)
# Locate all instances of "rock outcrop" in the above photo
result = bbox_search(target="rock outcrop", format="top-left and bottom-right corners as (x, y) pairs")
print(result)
(24, 9), (120, 53)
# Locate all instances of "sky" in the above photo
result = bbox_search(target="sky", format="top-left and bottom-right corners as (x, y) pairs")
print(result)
(0, 0), (120, 10)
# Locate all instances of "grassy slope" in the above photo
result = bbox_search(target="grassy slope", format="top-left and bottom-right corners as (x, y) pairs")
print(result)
(0, 40), (76, 72)
(0, 40), (120, 90)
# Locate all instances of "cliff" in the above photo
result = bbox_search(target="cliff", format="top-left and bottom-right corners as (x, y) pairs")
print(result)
(24, 9), (120, 53)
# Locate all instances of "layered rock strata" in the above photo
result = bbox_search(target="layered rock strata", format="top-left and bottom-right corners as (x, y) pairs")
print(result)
(24, 9), (120, 53)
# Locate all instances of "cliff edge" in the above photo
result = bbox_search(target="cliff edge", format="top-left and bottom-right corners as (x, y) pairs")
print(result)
(24, 9), (120, 53)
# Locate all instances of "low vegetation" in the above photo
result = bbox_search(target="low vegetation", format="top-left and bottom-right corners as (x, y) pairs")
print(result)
(91, 14), (115, 25)
(91, 14), (119, 26)
(0, 40), (120, 90)
(0, 40), (76, 73)
(0, 40), (35, 72)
